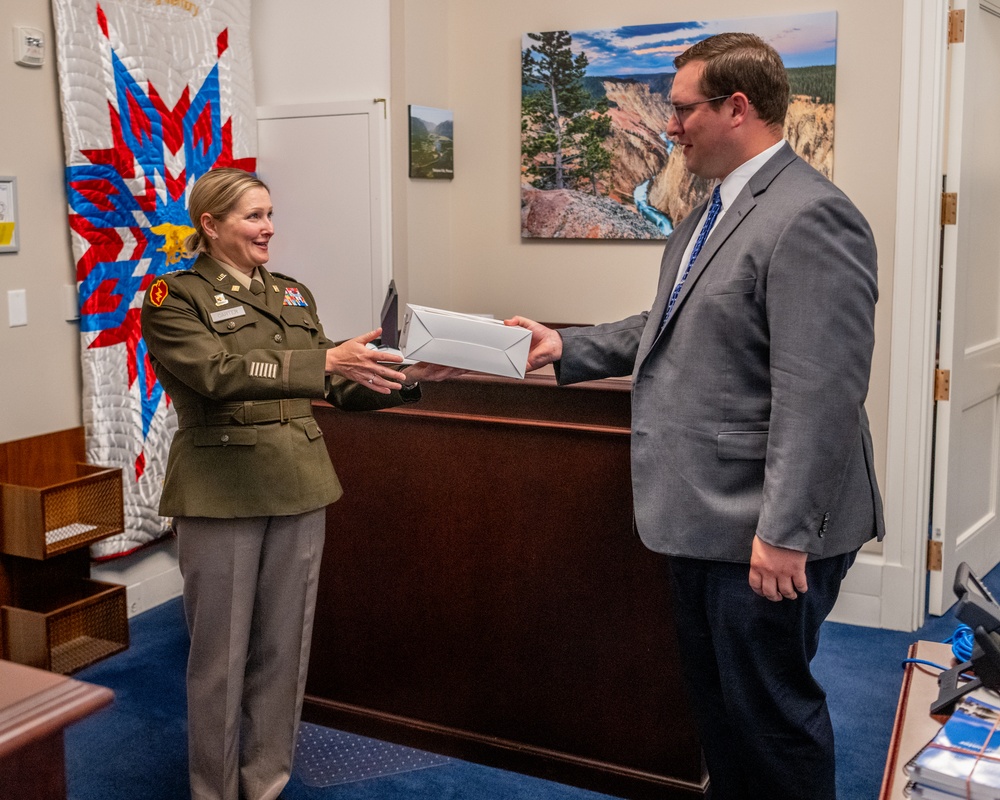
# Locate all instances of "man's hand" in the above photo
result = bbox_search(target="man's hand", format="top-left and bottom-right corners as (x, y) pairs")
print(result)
(749, 536), (808, 601)
(504, 316), (563, 371)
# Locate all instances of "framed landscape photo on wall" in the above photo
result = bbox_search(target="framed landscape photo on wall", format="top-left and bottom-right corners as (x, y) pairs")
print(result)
(409, 105), (454, 179)
(520, 12), (837, 239)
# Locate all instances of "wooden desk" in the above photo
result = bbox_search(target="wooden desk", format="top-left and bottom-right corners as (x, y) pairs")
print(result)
(306, 372), (707, 799)
(880, 641), (954, 799)
(0, 658), (113, 800)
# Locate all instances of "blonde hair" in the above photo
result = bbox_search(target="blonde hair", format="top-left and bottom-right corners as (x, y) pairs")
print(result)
(184, 168), (270, 254)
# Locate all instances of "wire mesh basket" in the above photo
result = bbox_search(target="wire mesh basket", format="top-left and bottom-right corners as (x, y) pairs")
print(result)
(1, 579), (128, 674)
(0, 463), (124, 559)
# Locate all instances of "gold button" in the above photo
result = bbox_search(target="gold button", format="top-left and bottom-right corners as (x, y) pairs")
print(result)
(274, 334), (283, 343)
(221, 434), (230, 443)
(227, 321), (236, 330)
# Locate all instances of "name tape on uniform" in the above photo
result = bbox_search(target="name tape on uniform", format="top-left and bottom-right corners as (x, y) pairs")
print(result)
(210, 306), (246, 323)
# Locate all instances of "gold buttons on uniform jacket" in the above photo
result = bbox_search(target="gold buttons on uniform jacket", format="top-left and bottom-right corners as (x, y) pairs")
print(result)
(228, 321), (236, 329)
(221, 434), (230, 444)
(273, 334), (282, 343)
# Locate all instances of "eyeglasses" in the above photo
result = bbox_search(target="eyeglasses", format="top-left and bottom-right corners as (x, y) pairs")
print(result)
(668, 94), (733, 124)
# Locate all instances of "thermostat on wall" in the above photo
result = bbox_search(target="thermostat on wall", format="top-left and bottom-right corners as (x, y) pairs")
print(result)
(14, 26), (45, 67)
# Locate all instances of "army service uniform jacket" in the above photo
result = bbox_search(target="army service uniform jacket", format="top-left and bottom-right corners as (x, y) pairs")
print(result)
(141, 255), (411, 519)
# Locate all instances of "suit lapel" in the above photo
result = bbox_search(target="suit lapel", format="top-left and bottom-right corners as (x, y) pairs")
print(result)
(651, 143), (799, 338)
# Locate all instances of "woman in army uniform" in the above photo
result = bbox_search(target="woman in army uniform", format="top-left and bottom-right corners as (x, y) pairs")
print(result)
(140, 168), (454, 800)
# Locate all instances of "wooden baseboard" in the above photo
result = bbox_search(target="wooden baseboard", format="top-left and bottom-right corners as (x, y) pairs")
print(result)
(302, 696), (708, 800)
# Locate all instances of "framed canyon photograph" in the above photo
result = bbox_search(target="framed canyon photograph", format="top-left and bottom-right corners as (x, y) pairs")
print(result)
(520, 12), (837, 239)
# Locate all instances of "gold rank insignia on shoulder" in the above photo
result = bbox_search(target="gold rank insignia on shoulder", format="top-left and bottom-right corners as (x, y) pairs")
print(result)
(149, 279), (169, 307)
(214, 294), (228, 306)
(231, 285), (240, 292)
(272, 285), (279, 292)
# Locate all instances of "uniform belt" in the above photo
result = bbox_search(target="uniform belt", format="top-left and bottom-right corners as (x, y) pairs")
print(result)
(177, 398), (315, 428)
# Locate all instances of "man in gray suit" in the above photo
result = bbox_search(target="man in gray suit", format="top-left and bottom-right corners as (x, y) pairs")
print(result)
(507, 33), (883, 800)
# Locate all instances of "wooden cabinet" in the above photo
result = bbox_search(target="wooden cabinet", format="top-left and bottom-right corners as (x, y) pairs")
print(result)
(0, 429), (128, 674)
(306, 371), (708, 799)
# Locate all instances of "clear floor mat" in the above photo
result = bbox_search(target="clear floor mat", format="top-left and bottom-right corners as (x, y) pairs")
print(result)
(293, 723), (452, 787)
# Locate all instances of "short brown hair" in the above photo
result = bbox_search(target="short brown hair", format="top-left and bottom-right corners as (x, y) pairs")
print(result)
(674, 32), (789, 128)
(184, 168), (269, 254)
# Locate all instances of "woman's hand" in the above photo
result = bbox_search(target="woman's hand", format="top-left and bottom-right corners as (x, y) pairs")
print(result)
(325, 329), (407, 394)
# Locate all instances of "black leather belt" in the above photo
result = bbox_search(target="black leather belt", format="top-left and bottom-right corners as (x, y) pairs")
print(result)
(177, 398), (314, 428)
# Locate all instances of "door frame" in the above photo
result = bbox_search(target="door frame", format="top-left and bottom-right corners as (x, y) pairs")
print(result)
(833, 0), (948, 631)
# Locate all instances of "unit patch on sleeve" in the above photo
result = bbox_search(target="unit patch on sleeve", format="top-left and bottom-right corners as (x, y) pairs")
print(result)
(283, 287), (308, 307)
(149, 279), (169, 307)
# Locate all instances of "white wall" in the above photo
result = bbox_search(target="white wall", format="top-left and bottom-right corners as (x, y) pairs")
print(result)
(251, 1), (390, 108)
(0, 0), (82, 442)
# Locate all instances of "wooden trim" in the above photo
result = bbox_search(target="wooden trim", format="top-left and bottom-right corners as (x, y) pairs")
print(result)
(381, 406), (632, 436)
(303, 696), (708, 800)
(874, 0), (949, 631)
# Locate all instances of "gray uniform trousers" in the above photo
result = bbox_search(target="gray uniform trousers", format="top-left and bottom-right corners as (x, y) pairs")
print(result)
(177, 509), (325, 800)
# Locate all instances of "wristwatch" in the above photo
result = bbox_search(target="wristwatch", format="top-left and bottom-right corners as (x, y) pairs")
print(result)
(399, 378), (420, 402)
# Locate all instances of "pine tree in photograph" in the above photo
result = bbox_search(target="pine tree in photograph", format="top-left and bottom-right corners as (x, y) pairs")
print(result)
(522, 30), (611, 192)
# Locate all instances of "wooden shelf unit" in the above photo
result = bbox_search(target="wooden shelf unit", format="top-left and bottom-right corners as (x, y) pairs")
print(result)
(0, 429), (129, 674)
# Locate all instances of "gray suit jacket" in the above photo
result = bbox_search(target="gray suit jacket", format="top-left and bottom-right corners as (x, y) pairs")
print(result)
(556, 143), (885, 562)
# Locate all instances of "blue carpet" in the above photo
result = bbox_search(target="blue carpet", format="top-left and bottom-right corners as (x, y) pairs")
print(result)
(64, 567), (1000, 800)
(64, 597), (619, 800)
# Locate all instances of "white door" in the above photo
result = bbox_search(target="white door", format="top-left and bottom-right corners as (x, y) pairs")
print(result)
(929, 0), (1000, 615)
(256, 101), (391, 342)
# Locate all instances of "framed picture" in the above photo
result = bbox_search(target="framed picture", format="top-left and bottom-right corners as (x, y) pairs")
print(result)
(0, 176), (19, 253)
(521, 12), (837, 239)
(409, 106), (454, 179)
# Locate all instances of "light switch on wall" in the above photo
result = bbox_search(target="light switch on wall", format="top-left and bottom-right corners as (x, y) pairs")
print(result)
(8, 289), (27, 327)
(64, 284), (79, 321)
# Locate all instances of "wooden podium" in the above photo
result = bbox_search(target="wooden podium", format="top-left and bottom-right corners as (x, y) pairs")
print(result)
(305, 371), (707, 799)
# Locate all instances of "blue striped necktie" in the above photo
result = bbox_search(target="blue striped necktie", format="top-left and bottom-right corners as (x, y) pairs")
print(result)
(660, 184), (723, 330)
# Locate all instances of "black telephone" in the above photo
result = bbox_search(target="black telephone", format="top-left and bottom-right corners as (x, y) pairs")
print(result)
(930, 562), (1000, 714)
